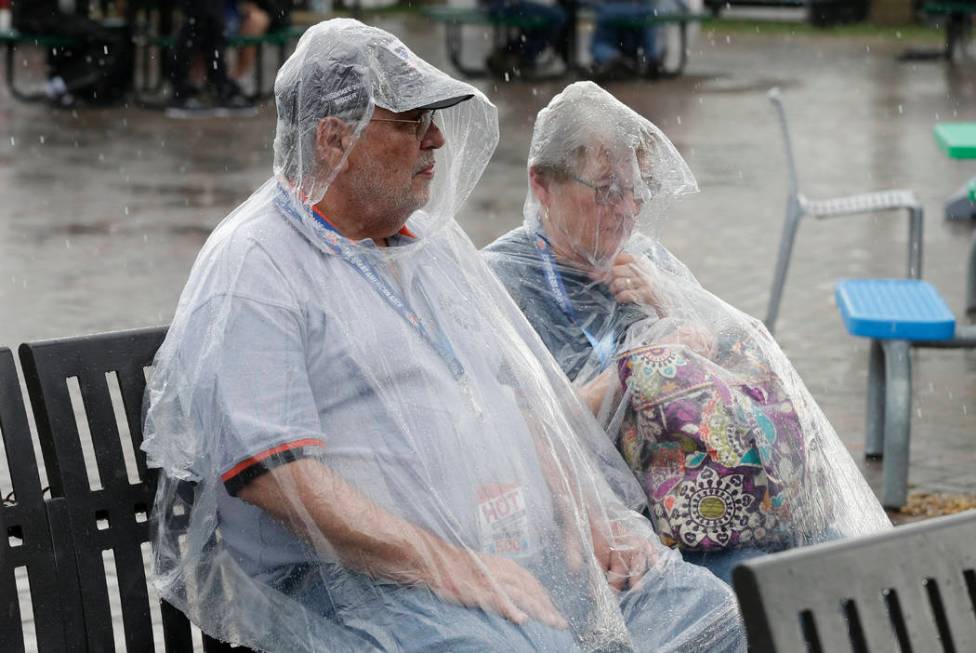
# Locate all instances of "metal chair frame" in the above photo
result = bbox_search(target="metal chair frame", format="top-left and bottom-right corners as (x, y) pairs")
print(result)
(764, 88), (924, 335)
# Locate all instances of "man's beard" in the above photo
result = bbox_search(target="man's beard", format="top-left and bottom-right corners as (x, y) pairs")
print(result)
(347, 157), (428, 236)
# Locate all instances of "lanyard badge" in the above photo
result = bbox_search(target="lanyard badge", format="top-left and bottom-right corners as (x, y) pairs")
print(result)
(274, 186), (466, 380)
(534, 233), (616, 370)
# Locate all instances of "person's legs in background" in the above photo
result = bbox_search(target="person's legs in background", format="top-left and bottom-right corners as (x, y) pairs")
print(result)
(169, 0), (251, 110)
(485, 0), (567, 74)
(230, 1), (271, 90)
(590, 1), (645, 77)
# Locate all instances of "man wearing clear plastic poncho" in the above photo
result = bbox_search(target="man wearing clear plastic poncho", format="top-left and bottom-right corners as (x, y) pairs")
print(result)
(141, 20), (745, 653)
(483, 82), (891, 584)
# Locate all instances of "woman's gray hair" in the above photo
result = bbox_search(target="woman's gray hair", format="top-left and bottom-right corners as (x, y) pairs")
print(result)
(527, 83), (650, 181)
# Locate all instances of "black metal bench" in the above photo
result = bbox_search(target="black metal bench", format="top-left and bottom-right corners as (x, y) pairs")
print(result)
(732, 510), (976, 651)
(1, 327), (252, 651)
(423, 5), (707, 79)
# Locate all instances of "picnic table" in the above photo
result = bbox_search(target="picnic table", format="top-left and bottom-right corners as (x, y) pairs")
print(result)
(923, 1), (976, 59)
(2, 4), (306, 104)
(423, 4), (707, 79)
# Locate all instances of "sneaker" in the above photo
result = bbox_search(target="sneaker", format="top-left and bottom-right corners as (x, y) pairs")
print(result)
(214, 90), (257, 118)
(485, 49), (525, 78)
(590, 56), (639, 82)
(49, 91), (77, 110)
(44, 76), (68, 99)
(165, 95), (216, 119)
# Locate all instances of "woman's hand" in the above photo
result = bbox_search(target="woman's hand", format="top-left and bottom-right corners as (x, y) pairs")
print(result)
(655, 322), (715, 358)
(590, 519), (657, 592)
(576, 368), (616, 415)
(596, 252), (660, 309)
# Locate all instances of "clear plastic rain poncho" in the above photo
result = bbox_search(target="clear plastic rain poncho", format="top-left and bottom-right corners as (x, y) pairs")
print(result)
(483, 82), (890, 574)
(141, 21), (745, 653)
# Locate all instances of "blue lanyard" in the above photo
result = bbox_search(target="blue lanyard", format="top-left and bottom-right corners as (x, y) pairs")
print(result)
(533, 232), (616, 370)
(274, 187), (465, 379)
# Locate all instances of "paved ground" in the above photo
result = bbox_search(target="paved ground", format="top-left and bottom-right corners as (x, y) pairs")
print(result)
(1, 13), (974, 508)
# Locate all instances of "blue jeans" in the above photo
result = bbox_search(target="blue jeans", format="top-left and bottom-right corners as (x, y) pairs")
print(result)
(486, 1), (568, 62)
(590, 0), (686, 65)
(682, 526), (846, 585)
(272, 558), (745, 652)
(591, 2), (658, 65)
(681, 546), (771, 585)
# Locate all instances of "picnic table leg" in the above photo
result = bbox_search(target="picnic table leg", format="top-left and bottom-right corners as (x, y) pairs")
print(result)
(907, 206), (923, 279)
(865, 338), (885, 459)
(445, 23), (488, 79)
(254, 42), (264, 100)
(964, 233), (976, 323)
(880, 339), (912, 509)
(4, 42), (29, 102)
(945, 12), (965, 60)
(670, 22), (688, 76)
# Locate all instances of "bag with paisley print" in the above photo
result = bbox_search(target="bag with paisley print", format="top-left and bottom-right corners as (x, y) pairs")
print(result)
(617, 343), (806, 552)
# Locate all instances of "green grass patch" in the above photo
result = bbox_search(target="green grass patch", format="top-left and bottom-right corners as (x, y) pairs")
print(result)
(699, 17), (943, 42)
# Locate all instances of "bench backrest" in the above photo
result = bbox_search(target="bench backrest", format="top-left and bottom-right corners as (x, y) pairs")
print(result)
(18, 328), (243, 652)
(732, 510), (976, 652)
(0, 347), (74, 652)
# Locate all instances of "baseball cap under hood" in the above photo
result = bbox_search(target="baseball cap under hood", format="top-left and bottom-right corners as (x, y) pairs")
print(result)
(272, 18), (491, 244)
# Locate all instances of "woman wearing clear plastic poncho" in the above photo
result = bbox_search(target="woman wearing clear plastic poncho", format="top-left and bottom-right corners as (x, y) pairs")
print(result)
(482, 82), (891, 584)
(141, 20), (744, 653)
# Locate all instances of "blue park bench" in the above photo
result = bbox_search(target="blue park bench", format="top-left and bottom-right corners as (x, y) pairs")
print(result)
(834, 279), (976, 509)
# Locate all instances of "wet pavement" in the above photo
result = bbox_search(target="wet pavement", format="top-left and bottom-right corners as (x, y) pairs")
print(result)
(2, 16), (975, 512)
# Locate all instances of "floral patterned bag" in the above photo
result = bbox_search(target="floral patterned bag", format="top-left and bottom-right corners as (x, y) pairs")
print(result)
(617, 344), (806, 552)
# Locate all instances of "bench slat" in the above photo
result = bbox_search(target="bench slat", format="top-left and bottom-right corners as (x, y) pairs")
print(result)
(0, 348), (72, 653)
(20, 328), (171, 652)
